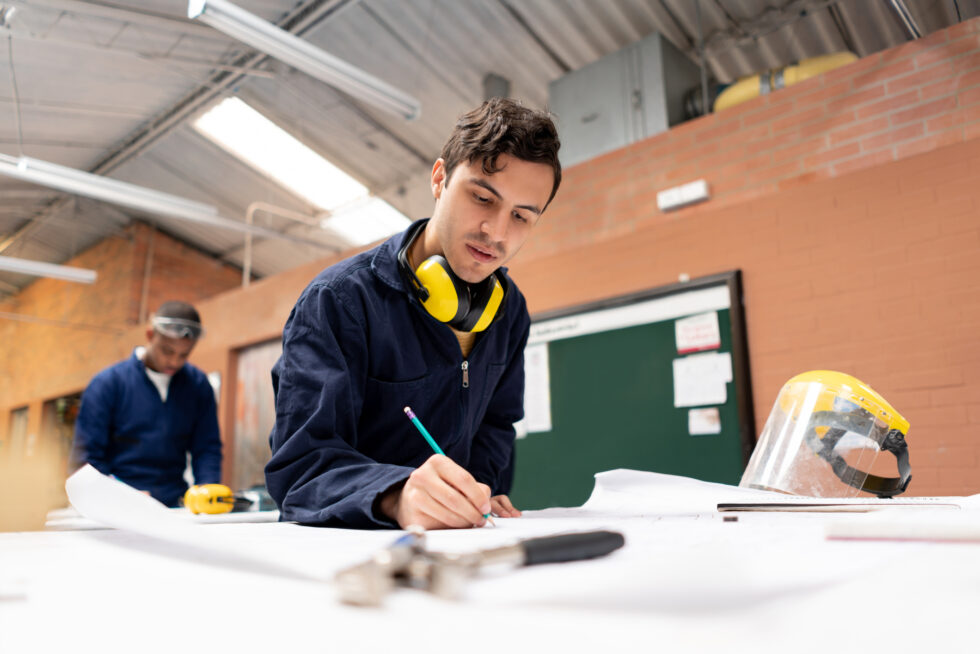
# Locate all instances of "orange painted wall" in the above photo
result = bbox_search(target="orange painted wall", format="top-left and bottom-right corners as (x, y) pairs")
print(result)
(2, 18), (978, 495)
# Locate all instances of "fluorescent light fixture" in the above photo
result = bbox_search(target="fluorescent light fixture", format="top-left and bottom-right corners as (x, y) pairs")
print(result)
(0, 153), (324, 245)
(194, 97), (365, 210)
(187, 0), (421, 120)
(0, 255), (97, 284)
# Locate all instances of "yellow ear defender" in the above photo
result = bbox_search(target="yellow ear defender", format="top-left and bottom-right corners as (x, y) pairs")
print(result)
(397, 220), (507, 333)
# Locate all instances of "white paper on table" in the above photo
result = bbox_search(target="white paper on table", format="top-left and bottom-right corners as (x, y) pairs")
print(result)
(46, 465), (957, 621)
(65, 465), (319, 581)
(675, 311), (721, 354)
(519, 342), (552, 434)
(580, 468), (780, 515)
(688, 407), (722, 435)
(672, 351), (732, 407)
(62, 465), (630, 581)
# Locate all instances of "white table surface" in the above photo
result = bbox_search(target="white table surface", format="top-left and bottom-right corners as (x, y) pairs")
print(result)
(2, 469), (978, 653)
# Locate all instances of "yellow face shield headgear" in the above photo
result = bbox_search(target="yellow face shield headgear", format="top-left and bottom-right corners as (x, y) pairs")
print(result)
(740, 371), (911, 498)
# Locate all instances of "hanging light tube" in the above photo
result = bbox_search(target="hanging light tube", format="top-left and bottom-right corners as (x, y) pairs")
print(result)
(187, 0), (421, 120)
(0, 255), (97, 284)
(0, 153), (326, 245)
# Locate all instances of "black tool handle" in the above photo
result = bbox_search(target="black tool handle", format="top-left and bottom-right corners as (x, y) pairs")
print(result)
(520, 530), (625, 566)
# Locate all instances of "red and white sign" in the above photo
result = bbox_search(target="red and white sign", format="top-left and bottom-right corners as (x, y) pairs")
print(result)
(675, 311), (721, 355)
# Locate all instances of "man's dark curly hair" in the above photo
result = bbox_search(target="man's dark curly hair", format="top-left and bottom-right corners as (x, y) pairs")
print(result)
(440, 98), (562, 208)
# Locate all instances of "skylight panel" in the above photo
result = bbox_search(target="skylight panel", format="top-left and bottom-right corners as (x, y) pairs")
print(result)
(320, 197), (413, 246)
(193, 97), (409, 245)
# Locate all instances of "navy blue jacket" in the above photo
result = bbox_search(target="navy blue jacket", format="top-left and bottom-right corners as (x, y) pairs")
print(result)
(71, 352), (223, 507)
(266, 220), (530, 528)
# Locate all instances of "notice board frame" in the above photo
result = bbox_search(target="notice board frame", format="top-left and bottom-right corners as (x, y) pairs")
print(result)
(510, 270), (756, 509)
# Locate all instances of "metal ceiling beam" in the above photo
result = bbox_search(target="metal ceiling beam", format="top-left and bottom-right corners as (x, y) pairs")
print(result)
(828, 2), (860, 54)
(1, 27), (278, 78)
(664, 0), (844, 59)
(886, 0), (924, 39)
(9, 0), (218, 39)
(0, 189), (57, 201)
(496, 0), (571, 73)
(0, 95), (147, 120)
(0, 137), (111, 149)
(86, 0), (353, 177)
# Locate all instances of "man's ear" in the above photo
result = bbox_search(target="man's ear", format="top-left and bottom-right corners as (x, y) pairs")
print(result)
(145, 328), (155, 342)
(431, 158), (446, 200)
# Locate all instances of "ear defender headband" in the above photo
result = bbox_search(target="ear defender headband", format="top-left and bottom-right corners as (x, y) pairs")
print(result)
(397, 220), (507, 333)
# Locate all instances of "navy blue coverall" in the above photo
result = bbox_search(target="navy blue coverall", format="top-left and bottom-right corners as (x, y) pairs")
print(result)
(266, 220), (529, 528)
(71, 353), (223, 507)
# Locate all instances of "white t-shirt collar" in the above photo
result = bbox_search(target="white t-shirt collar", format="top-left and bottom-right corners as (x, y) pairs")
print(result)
(135, 346), (173, 402)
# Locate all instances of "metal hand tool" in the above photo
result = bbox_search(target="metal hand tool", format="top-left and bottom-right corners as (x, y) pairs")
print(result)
(335, 527), (625, 606)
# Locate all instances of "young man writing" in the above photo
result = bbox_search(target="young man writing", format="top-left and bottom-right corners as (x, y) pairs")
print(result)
(266, 98), (561, 529)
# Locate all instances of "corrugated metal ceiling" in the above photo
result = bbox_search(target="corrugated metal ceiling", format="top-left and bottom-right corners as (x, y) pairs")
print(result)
(0, 0), (977, 297)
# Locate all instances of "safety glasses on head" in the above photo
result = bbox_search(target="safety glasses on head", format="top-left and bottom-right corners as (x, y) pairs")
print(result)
(151, 316), (204, 340)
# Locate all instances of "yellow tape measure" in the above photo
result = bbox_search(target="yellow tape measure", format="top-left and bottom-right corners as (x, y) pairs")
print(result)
(183, 484), (235, 514)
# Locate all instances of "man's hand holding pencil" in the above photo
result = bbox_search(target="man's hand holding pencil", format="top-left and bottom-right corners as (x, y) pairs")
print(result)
(376, 407), (522, 529)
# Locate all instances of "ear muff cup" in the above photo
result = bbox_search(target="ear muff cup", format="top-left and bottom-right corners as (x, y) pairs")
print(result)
(397, 219), (508, 333)
(459, 274), (505, 332)
(415, 256), (470, 324)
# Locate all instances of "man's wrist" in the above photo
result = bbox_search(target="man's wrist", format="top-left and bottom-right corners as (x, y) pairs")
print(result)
(374, 479), (407, 523)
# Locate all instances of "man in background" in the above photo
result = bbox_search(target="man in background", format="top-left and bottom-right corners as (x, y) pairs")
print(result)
(70, 301), (222, 506)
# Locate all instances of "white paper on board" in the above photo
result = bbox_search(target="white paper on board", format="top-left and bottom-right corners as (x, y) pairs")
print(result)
(521, 343), (552, 433)
(672, 351), (732, 407)
(688, 407), (722, 435)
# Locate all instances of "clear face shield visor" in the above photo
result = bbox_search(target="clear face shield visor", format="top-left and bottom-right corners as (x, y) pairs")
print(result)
(740, 371), (911, 498)
(151, 316), (204, 340)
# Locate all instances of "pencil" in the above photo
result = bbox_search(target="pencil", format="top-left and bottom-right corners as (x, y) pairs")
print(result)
(403, 406), (495, 526)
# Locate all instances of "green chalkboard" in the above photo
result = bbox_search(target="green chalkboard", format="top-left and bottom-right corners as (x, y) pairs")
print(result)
(511, 271), (755, 510)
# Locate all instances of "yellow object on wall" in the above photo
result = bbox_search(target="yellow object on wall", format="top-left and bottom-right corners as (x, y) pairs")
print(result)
(714, 52), (858, 112)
